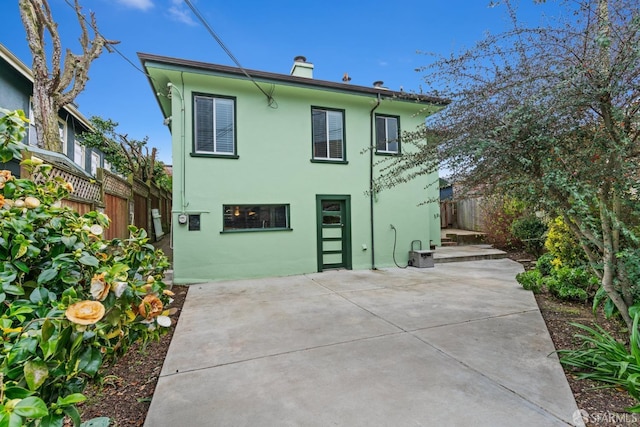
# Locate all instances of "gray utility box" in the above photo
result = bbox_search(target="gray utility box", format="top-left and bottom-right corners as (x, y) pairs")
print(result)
(409, 250), (435, 268)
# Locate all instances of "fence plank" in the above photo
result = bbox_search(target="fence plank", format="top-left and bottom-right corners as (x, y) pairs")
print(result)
(104, 194), (129, 240)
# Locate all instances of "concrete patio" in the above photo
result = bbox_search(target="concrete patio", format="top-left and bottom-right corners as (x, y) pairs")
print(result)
(145, 258), (583, 426)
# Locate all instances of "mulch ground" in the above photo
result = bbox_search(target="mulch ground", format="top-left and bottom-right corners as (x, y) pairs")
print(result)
(78, 249), (639, 426)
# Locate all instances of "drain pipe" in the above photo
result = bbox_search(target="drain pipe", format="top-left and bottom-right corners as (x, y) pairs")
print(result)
(369, 93), (381, 269)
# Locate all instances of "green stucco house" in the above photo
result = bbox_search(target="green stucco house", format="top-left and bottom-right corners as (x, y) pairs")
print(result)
(139, 53), (448, 284)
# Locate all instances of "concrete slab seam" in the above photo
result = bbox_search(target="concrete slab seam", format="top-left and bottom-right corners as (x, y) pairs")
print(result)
(157, 330), (407, 379)
(407, 327), (574, 425)
(404, 309), (540, 333)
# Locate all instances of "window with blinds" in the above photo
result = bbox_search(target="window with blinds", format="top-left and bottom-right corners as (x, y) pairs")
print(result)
(312, 107), (345, 162)
(194, 94), (236, 156)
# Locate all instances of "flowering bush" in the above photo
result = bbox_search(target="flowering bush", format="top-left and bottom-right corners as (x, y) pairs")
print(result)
(0, 109), (172, 426)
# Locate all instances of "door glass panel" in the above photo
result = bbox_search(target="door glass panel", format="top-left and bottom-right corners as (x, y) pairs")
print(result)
(323, 214), (341, 224)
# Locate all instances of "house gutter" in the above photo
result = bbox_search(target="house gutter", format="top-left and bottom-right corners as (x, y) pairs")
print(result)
(369, 93), (381, 270)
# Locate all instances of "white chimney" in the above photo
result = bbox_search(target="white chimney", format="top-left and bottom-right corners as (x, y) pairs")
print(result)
(290, 56), (314, 78)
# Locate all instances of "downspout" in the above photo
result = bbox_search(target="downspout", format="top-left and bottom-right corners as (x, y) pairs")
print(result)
(369, 93), (381, 270)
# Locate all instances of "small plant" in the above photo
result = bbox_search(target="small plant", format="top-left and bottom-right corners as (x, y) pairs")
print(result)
(558, 313), (640, 412)
(511, 214), (547, 257)
(544, 216), (587, 268)
(535, 252), (555, 277)
(543, 266), (598, 301)
(481, 195), (525, 250)
(516, 270), (543, 293)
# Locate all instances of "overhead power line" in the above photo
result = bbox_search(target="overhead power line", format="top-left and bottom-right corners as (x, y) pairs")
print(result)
(183, 0), (277, 108)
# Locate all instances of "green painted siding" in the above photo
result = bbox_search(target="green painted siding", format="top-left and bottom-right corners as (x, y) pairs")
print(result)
(145, 62), (442, 283)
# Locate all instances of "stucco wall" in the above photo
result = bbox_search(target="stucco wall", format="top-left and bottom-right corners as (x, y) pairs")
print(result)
(160, 70), (440, 283)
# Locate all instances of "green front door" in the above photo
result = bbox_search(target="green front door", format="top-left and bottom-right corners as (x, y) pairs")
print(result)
(316, 195), (352, 271)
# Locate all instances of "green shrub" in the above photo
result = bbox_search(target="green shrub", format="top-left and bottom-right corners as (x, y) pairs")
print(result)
(511, 215), (547, 257)
(516, 270), (543, 293)
(535, 252), (555, 276)
(0, 109), (173, 426)
(543, 266), (598, 301)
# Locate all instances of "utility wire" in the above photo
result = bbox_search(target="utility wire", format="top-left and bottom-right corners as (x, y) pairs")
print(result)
(183, 0), (277, 108)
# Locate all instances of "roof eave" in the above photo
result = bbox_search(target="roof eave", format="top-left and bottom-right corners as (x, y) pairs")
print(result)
(137, 52), (450, 107)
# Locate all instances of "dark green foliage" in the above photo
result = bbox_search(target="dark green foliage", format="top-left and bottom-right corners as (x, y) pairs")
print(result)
(535, 252), (555, 276)
(515, 270), (543, 293)
(558, 314), (640, 412)
(544, 266), (599, 301)
(511, 215), (547, 257)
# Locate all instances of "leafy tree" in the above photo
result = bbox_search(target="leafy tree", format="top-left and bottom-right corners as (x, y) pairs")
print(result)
(81, 116), (171, 191)
(19, 0), (117, 151)
(378, 0), (640, 330)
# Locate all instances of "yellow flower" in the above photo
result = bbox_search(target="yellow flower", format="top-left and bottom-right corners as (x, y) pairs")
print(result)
(138, 294), (163, 320)
(90, 273), (110, 301)
(65, 301), (105, 325)
(63, 182), (74, 193)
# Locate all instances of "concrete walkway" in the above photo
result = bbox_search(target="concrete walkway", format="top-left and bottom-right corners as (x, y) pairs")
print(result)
(146, 259), (583, 427)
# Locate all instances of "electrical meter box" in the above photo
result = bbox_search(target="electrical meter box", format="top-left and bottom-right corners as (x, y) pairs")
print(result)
(409, 250), (435, 268)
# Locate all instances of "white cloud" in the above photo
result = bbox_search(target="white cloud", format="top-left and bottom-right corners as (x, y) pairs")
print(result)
(165, 0), (197, 25)
(168, 4), (197, 26)
(116, 0), (154, 11)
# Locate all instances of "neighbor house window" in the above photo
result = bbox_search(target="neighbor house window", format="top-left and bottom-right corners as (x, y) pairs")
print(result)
(376, 115), (400, 154)
(193, 94), (236, 157)
(90, 152), (100, 176)
(103, 159), (111, 172)
(28, 99), (37, 146)
(223, 204), (290, 231)
(312, 107), (346, 162)
(73, 139), (85, 168)
(58, 119), (67, 153)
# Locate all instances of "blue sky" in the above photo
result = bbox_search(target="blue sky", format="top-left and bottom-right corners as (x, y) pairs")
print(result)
(0, 0), (562, 165)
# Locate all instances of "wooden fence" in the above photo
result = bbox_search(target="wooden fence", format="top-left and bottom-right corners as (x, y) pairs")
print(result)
(21, 153), (171, 241)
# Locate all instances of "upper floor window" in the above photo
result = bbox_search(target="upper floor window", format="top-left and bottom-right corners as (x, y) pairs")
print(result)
(312, 107), (346, 162)
(193, 94), (237, 157)
(376, 115), (400, 154)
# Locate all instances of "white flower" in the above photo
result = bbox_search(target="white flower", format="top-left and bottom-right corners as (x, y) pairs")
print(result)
(112, 281), (127, 298)
(90, 224), (104, 235)
(156, 315), (172, 327)
(90, 273), (109, 301)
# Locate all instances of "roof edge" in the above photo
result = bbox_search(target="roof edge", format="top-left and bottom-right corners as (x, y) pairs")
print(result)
(137, 52), (450, 106)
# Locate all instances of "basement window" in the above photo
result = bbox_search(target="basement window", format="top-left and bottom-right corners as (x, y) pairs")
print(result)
(222, 204), (291, 232)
